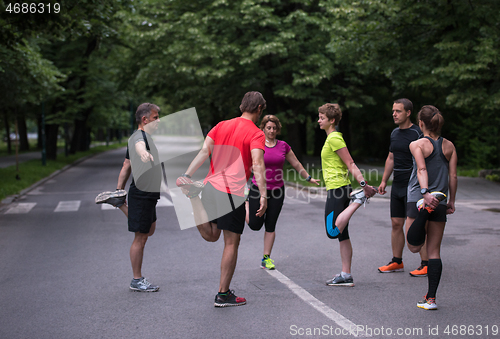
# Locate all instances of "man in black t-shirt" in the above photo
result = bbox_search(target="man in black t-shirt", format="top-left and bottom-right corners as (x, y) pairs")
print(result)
(378, 99), (428, 277)
(115, 103), (162, 292)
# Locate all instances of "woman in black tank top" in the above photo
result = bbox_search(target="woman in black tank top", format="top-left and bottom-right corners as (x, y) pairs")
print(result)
(405, 105), (458, 311)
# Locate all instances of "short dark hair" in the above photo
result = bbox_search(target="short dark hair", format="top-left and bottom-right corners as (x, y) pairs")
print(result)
(394, 98), (413, 113)
(417, 105), (444, 135)
(318, 103), (342, 126)
(239, 91), (266, 114)
(259, 115), (282, 134)
(135, 103), (160, 124)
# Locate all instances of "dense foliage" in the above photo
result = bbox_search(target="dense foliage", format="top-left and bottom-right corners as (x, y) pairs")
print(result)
(1, 0), (499, 168)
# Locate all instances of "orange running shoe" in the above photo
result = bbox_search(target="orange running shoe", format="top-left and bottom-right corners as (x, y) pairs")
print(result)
(409, 265), (428, 277)
(378, 261), (404, 273)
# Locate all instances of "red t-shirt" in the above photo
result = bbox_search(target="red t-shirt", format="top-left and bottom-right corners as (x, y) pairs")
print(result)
(205, 117), (265, 196)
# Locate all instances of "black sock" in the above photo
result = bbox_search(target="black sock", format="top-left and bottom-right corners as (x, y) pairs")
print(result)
(426, 259), (442, 299)
(218, 290), (229, 296)
(407, 209), (430, 246)
(392, 257), (402, 264)
(421, 260), (428, 267)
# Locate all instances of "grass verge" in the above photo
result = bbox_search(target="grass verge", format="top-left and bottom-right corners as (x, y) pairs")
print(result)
(0, 142), (126, 202)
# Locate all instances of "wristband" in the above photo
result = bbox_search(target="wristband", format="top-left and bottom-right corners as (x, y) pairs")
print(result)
(306, 175), (312, 182)
(182, 173), (192, 179)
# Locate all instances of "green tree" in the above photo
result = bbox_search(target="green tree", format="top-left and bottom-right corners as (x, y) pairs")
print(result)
(322, 0), (500, 167)
(121, 0), (381, 158)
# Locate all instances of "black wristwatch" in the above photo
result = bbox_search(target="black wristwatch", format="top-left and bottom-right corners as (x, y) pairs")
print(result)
(182, 173), (192, 179)
(421, 188), (429, 195)
(306, 175), (312, 182)
(360, 180), (366, 187)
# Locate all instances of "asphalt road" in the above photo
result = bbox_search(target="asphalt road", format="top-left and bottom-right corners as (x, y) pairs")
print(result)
(1, 144), (499, 339)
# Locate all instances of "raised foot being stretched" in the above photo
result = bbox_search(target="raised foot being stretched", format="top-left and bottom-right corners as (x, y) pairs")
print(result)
(329, 185), (377, 239)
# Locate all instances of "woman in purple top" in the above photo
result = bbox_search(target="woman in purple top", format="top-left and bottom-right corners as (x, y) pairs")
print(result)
(246, 115), (320, 270)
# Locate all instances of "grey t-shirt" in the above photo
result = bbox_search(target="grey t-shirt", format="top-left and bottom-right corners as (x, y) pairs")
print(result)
(126, 129), (161, 200)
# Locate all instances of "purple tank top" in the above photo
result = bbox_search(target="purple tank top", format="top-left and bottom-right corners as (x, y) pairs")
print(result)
(252, 140), (291, 190)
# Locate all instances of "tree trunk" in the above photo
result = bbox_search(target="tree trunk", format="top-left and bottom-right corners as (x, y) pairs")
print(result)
(3, 112), (12, 154)
(287, 121), (304, 163)
(45, 123), (59, 160)
(314, 125), (326, 156)
(69, 37), (98, 154)
(70, 118), (91, 153)
(37, 115), (43, 150)
(17, 115), (30, 151)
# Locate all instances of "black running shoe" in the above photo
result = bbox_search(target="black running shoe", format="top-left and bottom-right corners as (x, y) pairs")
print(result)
(95, 189), (127, 207)
(214, 290), (246, 307)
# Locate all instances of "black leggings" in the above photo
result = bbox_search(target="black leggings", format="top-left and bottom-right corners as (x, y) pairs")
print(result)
(324, 185), (351, 241)
(248, 183), (285, 233)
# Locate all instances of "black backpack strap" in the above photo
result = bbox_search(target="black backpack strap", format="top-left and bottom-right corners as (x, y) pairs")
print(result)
(140, 129), (150, 151)
(141, 129), (168, 187)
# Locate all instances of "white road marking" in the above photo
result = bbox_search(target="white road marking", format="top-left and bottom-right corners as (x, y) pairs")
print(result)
(100, 204), (116, 210)
(266, 269), (370, 337)
(5, 203), (37, 214)
(54, 200), (81, 212)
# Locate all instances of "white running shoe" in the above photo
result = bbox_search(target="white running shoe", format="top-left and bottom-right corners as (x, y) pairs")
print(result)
(350, 188), (368, 206)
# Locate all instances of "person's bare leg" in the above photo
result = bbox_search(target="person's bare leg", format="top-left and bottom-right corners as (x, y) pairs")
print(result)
(426, 221), (445, 259)
(119, 203), (128, 218)
(245, 200), (250, 225)
(130, 222), (156, 279)
(419, 239), (428, 261)
(189, 196), (221, 242)
(340, 239), (353, 274)
(219, 230), (240, 292)
(391, 217), (405, 258)
(263, 231), (275, 256)
(335, 202), (363, 234)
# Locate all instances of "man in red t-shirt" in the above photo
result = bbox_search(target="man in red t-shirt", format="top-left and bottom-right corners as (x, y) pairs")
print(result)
(180, 91), (267, 307)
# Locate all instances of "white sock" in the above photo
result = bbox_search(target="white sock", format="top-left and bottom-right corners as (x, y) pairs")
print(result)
(341, 271), (352, 278)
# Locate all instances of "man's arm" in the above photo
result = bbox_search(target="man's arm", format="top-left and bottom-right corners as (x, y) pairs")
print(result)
(117, 159), (132, 190)
(185, 136), (214, 177)
(251, 148), (267, 217)
(135, 141), (154, 163)
(378, 152), (394, 195)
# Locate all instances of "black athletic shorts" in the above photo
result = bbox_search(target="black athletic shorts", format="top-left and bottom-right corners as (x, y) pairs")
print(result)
(248, 183), (285, 233)
(201, 182), (246, 234)
(407, 203), (447, 222)
(390, 180), (408, 218)
(324, 185), (351, 241)
(128, 195), (157, 233)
